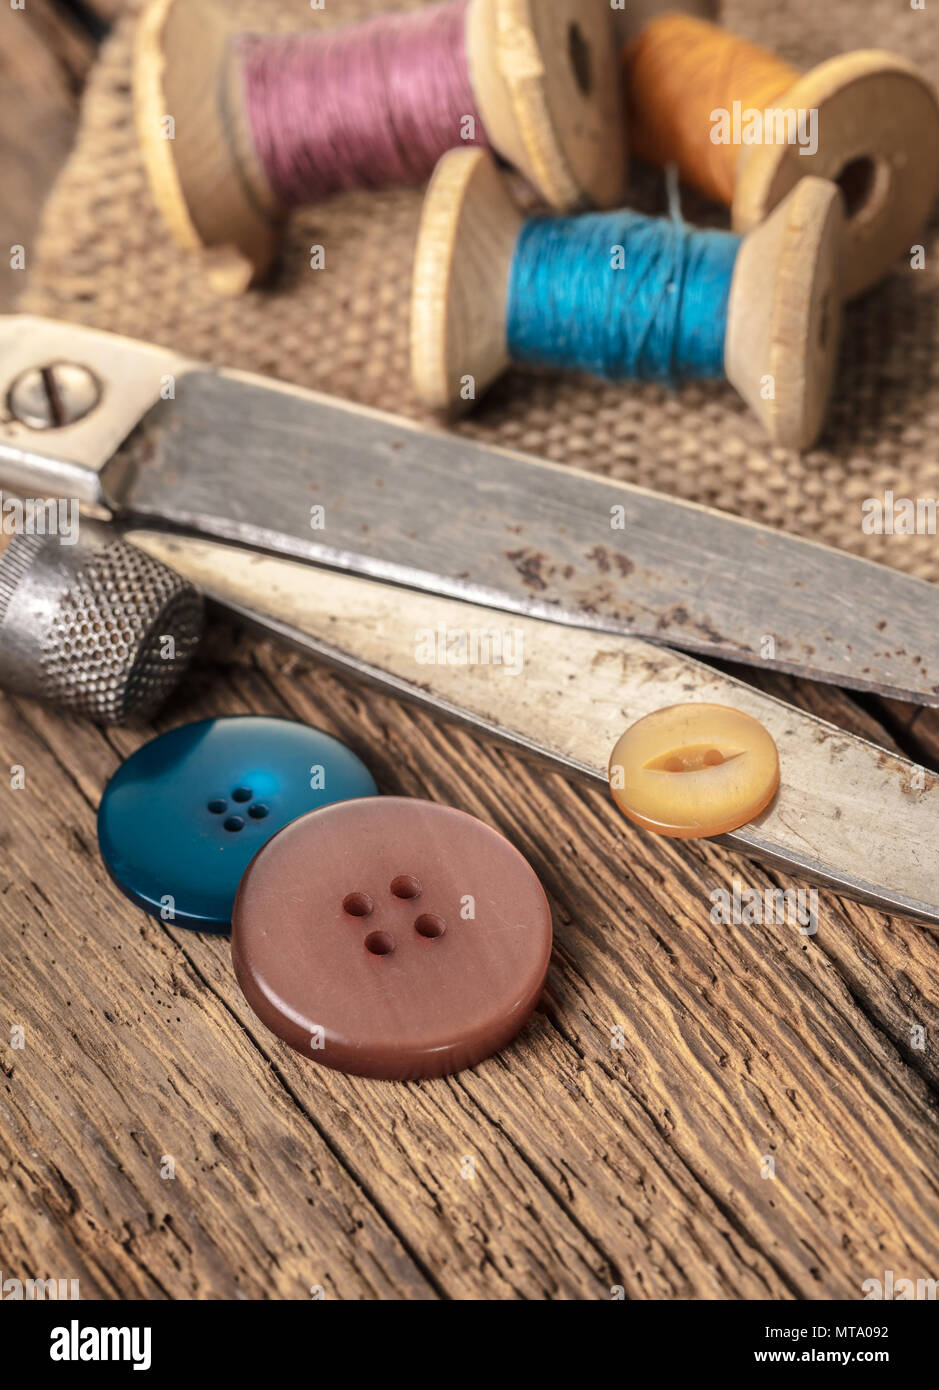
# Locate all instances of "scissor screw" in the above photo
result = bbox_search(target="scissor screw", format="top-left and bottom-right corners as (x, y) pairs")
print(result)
(8, 362), (101, 431)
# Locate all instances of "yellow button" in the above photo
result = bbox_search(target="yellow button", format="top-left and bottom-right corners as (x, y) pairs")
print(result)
(608, 703), (780, 839)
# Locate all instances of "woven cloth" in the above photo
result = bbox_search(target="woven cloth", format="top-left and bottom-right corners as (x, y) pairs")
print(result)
(21, 0), (939, 582)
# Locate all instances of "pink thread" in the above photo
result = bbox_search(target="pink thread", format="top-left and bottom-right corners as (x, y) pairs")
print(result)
(240, 1), (489, 207)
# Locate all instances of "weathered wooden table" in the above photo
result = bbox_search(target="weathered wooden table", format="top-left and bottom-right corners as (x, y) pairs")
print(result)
(1, 1), (938, 1302)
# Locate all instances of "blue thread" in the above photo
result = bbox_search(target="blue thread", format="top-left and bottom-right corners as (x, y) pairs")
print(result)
(506, 211), (741, 384)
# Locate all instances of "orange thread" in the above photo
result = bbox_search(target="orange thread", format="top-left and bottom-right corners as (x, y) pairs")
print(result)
(623, 14), (797, 206)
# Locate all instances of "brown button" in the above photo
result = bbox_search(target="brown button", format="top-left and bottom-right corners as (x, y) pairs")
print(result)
(231, 798), (552, 1080)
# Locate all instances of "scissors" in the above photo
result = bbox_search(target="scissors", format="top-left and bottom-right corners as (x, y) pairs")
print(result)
(1, 315), (937, 924)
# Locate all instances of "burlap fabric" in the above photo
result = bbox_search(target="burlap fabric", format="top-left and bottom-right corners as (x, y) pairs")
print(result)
(21, 0), (939, 583)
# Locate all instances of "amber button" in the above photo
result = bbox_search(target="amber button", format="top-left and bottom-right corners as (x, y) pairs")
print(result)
(608, 702), (780, 838)
(231, 798), (553, 1080)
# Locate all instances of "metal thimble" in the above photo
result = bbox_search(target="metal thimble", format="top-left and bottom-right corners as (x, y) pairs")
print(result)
(0, 519), (203, 723)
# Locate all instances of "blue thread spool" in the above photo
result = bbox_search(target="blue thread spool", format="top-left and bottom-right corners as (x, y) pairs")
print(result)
(411, 148), (845, 450)
(506, 211), (738, 384)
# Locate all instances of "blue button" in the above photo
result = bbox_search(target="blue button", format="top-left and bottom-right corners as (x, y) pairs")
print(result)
(97, 716), (378, 932)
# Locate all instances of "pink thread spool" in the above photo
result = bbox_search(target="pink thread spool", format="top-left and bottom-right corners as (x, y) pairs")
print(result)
(135, 0), (627, 294)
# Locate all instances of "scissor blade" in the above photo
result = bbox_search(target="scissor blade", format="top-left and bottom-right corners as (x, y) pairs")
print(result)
(0, 319), (934, 703)
(119, 368), (938, 704)
(130, 531), (939, 926)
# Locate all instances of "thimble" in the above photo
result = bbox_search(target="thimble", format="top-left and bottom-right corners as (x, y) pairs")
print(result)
(0, 519), (203, 723)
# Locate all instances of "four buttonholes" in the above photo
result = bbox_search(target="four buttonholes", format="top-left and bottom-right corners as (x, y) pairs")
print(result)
(343, 876), (447, 955)
(209, 790), (450, 948)
(207, 787), (270, 833)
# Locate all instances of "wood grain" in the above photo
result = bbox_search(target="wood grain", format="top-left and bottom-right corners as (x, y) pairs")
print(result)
(1, 0), (938, 1302)
(0, 1), (122, 310)
(1, 619), (938, 1300)
(0, 1), (97, 311)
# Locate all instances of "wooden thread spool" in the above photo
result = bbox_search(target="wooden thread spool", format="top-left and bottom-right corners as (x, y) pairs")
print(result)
(624, 14), (939, 299)
(411, 147), (845, 450)
(134, 0), (627, 294)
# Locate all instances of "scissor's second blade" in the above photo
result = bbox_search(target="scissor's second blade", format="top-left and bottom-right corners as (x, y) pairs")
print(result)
(112, 365), (939, 705)
(130, 531), (939, 925)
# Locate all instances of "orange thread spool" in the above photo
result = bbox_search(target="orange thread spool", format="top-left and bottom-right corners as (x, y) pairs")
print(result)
(621, 13), (939, 299)
(624, 16), (799, 205)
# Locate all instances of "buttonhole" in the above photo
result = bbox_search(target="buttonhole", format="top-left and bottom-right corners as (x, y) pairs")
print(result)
(343, 892), (373, 918)
(414, 913), (446, 939)
(390, 875), (421, 899)
(364, 931), (395, 956)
